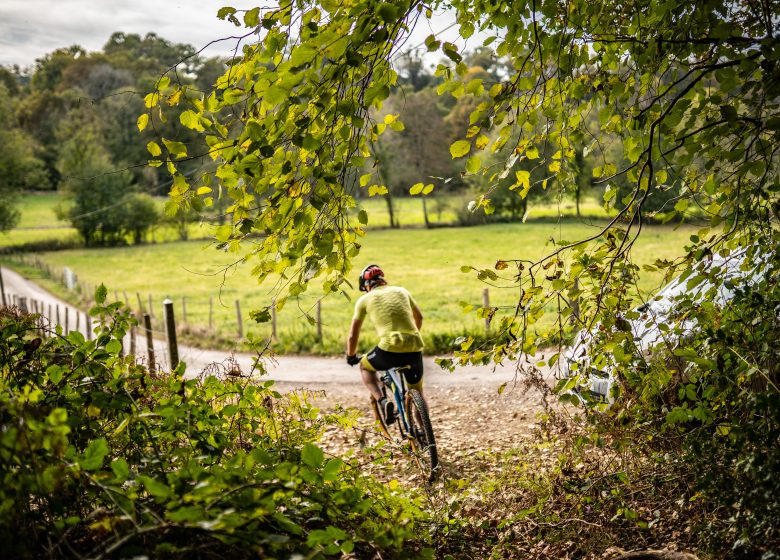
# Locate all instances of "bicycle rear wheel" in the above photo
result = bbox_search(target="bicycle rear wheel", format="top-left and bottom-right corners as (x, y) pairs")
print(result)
(405, 389), (439, 482)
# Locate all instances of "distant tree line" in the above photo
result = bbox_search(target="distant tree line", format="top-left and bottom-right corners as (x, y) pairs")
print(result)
(0, 33), (668, 242)
(0, 33), (226, 244)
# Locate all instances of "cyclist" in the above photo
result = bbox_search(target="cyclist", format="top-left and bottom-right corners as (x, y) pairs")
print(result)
(346, 264), (424, 423)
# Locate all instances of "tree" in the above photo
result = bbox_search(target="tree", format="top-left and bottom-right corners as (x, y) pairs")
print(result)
(56, 107), (135, 245)
(372, 88), (456, 227)
(150, 0), (779, 551)
(0, 84), (50, 231)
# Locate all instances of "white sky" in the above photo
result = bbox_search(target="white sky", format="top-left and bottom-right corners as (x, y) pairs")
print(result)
(0, 0), (472, 71)
(0, 0), (263, 68)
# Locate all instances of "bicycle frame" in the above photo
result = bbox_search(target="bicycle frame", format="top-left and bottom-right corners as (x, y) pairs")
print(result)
(382, 367), (412, 434)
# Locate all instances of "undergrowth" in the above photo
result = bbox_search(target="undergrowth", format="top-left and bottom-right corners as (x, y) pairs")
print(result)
(0, 292), (432, 559)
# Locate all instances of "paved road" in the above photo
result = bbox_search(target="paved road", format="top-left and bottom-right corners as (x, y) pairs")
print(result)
(1, 265), (537, 388)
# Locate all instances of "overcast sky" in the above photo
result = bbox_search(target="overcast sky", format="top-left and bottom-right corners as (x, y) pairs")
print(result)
(0, 0), (467, 70)
(0, 0), (267, 68)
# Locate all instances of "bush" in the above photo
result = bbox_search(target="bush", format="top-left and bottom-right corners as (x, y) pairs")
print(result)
(0, 290), (431, 559)
(593, 238), (780, 557)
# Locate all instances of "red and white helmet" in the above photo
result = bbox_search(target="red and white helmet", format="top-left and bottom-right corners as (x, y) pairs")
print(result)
(359, 264), (385, 292)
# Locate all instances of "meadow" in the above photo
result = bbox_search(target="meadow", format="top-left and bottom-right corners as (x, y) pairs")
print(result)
(1, 191), (697, 354)
(5, 220), (696, 355)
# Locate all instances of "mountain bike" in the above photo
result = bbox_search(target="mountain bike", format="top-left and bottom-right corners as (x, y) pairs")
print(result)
(370, 366), (439, 483)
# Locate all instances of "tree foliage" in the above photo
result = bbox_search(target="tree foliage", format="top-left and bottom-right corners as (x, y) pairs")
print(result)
(0, 84), (49, 231)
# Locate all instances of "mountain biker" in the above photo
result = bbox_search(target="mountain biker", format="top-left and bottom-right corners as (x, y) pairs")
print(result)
(346, 264), (424, 424)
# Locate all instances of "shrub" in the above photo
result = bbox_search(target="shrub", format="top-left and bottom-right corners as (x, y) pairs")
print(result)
(593, 239), (780, 557)
(0, 289), (430, 559)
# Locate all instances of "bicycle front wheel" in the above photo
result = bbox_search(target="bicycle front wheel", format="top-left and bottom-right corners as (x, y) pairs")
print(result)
(405, 389), (439, 482)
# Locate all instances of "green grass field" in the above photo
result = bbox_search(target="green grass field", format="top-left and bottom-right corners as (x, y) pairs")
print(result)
(2, 190), (696, 354)
(9, 219), (697, 355)
(353, 193), (610, 228)
(1, 192), (215, 249)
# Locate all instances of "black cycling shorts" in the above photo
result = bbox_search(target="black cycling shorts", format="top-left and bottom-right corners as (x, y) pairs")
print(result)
(362, 347), (424, 386)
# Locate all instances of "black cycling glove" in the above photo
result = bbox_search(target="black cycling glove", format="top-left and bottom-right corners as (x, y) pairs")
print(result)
(346, 354), (361, 366)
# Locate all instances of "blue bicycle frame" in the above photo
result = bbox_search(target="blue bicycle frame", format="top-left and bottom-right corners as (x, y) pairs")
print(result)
(382, 367), (412, 434)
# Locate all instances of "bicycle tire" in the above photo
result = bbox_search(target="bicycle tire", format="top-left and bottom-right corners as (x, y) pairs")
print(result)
(405, 389), (439, 482)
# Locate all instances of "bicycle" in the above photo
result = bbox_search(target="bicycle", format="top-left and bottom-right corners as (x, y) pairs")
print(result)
(370, 366), (439, 483)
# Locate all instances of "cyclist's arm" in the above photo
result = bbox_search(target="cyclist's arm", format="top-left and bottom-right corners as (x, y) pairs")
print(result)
(412, 302), (423, 329)
(347, 318), (363, 355)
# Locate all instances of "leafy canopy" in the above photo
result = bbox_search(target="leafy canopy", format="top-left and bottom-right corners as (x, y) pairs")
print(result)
(149, 0), (779, 334)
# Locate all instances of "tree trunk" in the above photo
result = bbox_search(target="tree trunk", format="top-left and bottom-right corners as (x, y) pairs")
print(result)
(385, 195), (398, 229)
(576, 183), (582, 218)
(422, 198), (430, 228)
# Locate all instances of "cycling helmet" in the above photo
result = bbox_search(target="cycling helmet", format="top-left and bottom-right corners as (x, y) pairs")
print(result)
(359, 264), (385, 292)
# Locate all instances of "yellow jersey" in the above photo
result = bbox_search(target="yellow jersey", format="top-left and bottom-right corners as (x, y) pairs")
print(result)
(353, 285), (424, 353)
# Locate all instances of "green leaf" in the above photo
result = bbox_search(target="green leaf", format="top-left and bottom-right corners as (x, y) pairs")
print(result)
(450, 140), (471, 158)
(146, 141), (162, 156)
(139, 475), (172, 500)
(81, 438), (109, 471)
(301, 443), (324, 468)
(215, 224), (232, 242)
(465, 156), (481, 174)
(46, 365), (63, 384)
(322, 458), (343, 481)
(357, 209), (368, 225)
(95, 284), (108, 304)
(264, 85), (288, 106)
(180, 110), (204, 131)
(111, 458), (130, 482)
(377, 2), (399, 22)
(106, 339), (122, 355)
(162, 138), (188, 159)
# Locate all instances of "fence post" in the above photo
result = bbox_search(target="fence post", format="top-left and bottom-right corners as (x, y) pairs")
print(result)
(483, 288), (490, 335)
(75, 309), (80, 333)
(85, 310), (92, 340)
(56, 304), (61, 328)
(129, 324), (136, 357)
(316, 300), (322, 342)
(19, 297), (29, 313)
(64, 307), (69, 335)
(144, 313), (154, 372)
(163, 298), (179, 369)
(136, 292), (145, 316)
(148, 294), (154, 321)
(0, 266), (6, 307)
(235, 299), (243, 338)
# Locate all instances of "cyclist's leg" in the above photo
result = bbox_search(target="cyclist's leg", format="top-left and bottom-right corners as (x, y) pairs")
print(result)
(362, 348), (397, 422)
(359, 352), (383, 401)
(400, 352), (424, 396)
